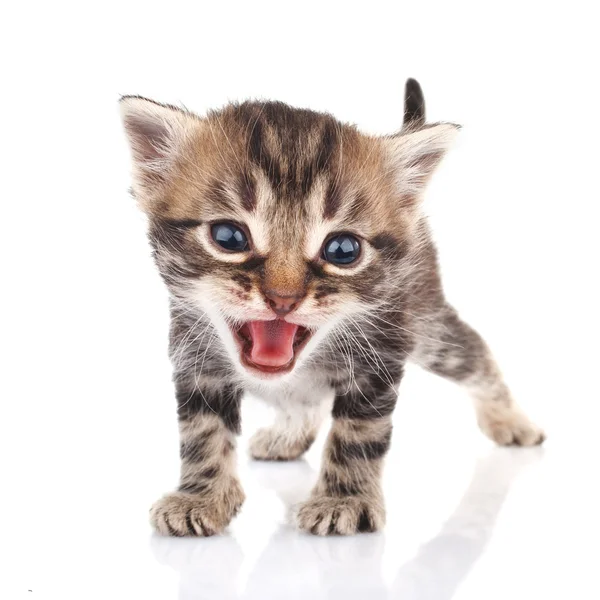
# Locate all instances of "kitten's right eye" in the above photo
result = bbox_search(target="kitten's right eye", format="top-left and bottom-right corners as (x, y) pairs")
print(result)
(211, 223), (249, 252)
(322, 234), (361, 265)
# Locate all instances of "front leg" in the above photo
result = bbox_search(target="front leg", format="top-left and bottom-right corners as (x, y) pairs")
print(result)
(150, 382), (245, 537)
(296, 375), (398, 535)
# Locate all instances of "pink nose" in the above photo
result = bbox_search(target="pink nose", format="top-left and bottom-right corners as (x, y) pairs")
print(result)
(263, 290), (304, 316)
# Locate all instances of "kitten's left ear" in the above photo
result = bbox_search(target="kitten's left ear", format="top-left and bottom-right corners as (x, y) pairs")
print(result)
(119, 95), (199, 192)
(384, 123), (460, 196)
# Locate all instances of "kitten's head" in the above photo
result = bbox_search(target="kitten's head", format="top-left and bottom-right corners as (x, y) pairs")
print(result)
(120, 79), (457, 381)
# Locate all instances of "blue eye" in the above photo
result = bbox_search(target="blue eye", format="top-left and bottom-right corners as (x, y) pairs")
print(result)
(211, 223), (249, 252)
(323, 234), (361, 265)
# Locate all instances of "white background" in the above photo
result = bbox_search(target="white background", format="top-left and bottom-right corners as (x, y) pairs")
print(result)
(2, 1), (599, 598)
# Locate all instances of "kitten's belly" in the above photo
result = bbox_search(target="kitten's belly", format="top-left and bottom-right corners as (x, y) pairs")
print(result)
(245, 374), (333, 411)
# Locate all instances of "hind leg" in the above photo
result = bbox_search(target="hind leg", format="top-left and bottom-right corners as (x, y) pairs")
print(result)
(249, 393), (331, 461)
(413, 304), (545, 446)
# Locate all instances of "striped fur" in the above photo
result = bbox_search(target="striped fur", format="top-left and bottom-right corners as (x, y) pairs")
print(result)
(120, 79), (545, 537)
(411, 304), (545, 446)
(151, 412), (245, 537)
(296, 417), (391, 535)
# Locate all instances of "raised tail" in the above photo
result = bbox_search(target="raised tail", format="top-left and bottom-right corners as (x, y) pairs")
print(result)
(403, 78), (426, 128)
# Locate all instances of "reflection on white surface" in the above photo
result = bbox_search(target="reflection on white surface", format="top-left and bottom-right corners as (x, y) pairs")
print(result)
(388, 449), (541, 600)
(151, 449), (543, 600)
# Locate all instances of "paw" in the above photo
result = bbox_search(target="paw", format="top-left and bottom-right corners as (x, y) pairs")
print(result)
(296, 495), (385, 535)
(150, 479), (245, 537)
(479, 411), (546, 446)
(249, 427), (315, 461)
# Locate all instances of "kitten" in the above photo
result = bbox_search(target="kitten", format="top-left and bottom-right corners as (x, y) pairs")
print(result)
(120, 79), (545, 537)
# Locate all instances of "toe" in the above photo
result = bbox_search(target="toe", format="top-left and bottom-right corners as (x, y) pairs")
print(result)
(150, 486), (244, 537)
(297, 496), (385, 536)
(481, 415), (546, 447)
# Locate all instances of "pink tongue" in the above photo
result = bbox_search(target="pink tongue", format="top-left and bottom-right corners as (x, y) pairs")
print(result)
(248, 320), (299, 367)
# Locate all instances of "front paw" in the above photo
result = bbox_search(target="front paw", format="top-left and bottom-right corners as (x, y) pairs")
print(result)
(150, 479), (245, 537)
(296, 494), (385, 536)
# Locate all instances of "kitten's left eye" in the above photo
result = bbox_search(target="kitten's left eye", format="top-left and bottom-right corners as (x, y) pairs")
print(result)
(211, 222), (249, 252)
(322, 234), (361, 265)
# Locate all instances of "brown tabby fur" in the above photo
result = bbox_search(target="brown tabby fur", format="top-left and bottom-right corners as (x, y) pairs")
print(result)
(120, 79), (544, 537)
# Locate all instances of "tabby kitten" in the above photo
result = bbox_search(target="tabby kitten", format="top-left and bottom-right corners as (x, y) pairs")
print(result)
(120, 79), (544, 537)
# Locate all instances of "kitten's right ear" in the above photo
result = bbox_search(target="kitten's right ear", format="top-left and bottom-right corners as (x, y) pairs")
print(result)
(119, 96), (197, 189)
(384, 122), (459, 197)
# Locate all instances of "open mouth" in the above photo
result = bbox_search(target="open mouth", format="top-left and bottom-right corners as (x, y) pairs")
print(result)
(232, 320), (312, 376)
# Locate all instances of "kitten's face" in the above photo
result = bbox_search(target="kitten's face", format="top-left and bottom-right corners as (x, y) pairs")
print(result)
(121, 98), (456, 381)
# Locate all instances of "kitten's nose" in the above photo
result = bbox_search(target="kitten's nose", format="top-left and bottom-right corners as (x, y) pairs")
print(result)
(263, 289), (304, 316)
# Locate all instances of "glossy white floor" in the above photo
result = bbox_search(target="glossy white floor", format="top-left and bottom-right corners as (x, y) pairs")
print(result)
(14, 357), (600, 600)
